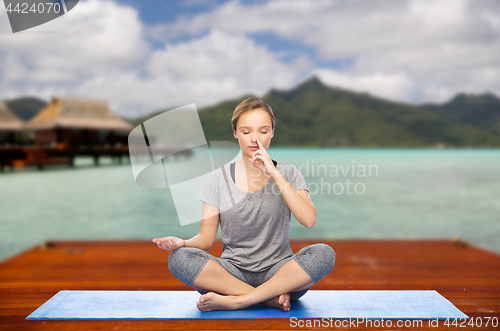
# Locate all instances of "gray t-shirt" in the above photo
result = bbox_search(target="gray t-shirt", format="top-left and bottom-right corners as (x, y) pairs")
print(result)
(197, 161), (309, 273)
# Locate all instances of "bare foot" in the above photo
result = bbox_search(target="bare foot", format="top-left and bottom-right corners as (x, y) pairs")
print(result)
(196, 292), (241, 312)
(263, 293), (291, 312)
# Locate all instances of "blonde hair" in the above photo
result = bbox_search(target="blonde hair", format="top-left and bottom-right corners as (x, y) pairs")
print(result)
(231, 97), (275, 133)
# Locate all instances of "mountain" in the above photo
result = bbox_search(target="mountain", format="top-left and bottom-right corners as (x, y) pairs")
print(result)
(197, 77), (500, 147)
(4, 97), (47, 121)
(420, 93), (500, 134)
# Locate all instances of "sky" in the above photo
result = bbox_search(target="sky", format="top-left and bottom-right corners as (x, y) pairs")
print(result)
(0, 0), (499, 118)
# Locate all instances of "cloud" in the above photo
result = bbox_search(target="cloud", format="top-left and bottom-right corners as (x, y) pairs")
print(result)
(1, 0), (499, 117)
(73, 28), (307, 116)
(144, 28), (309, 114)
(0, 0), (152, 114)
(0, 0), (306, 117)
(146, 28), (301, 97)
(156, 0), (500, 103)
(75, 28), (309, 116)
(314, 69), (414, 102)
(0, 0), (149, 78)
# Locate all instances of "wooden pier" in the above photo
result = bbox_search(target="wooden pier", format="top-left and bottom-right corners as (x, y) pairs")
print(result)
(0, 146), (193, 171)
(0, 239), (499, 330)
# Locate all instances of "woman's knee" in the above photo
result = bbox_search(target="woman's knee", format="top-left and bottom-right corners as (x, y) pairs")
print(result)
(167, 247), (209, 286)
(295, 243), (336, 283)
(314, 243), (336, 271)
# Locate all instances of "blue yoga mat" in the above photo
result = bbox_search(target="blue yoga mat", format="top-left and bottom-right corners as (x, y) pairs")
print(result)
(26, 290), (468, 319)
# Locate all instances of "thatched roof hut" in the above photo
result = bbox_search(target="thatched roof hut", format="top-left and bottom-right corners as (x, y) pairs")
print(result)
(24, 97), (133, 131)
(0, 102), (24, 130)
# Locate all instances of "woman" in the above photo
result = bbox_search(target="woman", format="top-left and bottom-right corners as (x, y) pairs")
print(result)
(152, 97), (335, 312)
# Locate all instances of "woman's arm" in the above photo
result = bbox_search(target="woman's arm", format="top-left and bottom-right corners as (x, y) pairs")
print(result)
(272, 171), (317, 228)
(185, 202), (220, 251)
(248, 136), (316, 228)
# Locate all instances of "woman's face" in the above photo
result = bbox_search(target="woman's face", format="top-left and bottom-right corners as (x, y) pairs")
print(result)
(233, 108), (274, 157)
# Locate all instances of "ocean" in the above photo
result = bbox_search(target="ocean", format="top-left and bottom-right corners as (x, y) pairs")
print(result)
(1, 148), (499, 262)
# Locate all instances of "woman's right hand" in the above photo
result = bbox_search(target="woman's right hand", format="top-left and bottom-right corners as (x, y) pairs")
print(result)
(152, 236), (185, 251)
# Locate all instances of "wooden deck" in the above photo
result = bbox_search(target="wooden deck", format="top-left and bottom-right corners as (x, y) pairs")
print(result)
(0, 239), (498, 330)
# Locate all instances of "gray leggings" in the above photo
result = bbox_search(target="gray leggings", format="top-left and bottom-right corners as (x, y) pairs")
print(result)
(168, 243), (335, 301)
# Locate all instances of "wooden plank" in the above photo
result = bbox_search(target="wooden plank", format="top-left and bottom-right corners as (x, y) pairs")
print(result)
(0, 239), (499, 330)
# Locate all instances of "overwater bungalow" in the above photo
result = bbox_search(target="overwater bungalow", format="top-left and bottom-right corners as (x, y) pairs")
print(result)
(23, 96), (133, 148)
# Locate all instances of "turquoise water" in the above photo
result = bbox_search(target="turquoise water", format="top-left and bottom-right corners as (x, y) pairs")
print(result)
(1, 148), (499, 262)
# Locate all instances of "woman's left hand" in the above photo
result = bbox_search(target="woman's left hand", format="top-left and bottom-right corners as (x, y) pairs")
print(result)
(249, 136), (278, 176)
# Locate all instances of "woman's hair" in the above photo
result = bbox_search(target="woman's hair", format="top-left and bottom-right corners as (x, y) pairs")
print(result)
(231, 97), (275, 133)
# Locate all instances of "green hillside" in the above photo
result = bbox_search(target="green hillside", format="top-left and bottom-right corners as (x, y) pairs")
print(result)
(196, 77), (500, 147)
(4, 96), (47, 121)
(420, 93), (500, 135)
